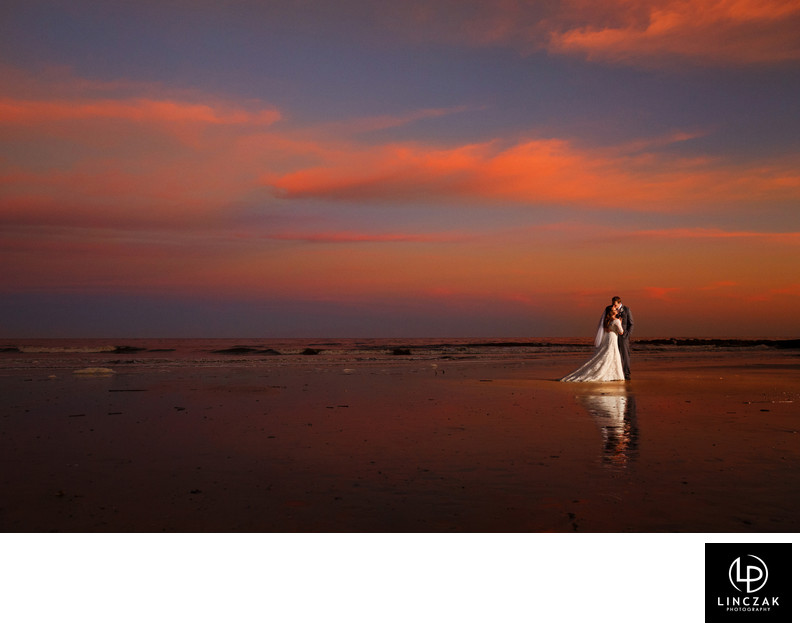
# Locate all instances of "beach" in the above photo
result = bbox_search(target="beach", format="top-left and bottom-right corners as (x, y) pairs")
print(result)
(1, 340), (798, 532)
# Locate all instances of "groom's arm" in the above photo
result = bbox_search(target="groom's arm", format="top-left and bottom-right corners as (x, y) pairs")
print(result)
(625, 310), (634, 338)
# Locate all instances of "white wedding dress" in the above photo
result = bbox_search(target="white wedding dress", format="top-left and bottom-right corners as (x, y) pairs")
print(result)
(561, 319), (625, 382)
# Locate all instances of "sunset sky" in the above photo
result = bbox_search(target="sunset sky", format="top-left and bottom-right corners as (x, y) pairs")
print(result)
(2, 0), (799, 338)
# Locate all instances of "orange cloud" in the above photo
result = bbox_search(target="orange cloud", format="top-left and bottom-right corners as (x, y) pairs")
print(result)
(644, 286), (679, 299)
(264, 231), (472, 243)
(769, 283), (800, 297)
(632, 228), (800, 243)
(0, 194), (242, 230)
(264, 136), (800, 210)
(0, 91), (283, 227)
(0, 97), (280, 126)
(388, 0), (800, 67)
(546, 0), (800, 66)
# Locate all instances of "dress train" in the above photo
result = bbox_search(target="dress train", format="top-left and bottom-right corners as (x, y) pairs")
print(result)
(561, 320), (625, 382)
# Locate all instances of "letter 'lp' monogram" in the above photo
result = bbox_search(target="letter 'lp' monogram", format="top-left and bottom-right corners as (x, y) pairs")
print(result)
(729, 555), (769, 593)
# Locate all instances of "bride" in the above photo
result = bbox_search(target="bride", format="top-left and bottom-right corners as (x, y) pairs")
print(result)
(560, 306), (626, 382)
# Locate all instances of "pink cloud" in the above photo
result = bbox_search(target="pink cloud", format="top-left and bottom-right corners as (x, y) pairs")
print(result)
(546, 0), (800, 67)
(632, 228), (800, 243)
(263, 136), (800, 210)
(768, 284), (800, 297)
(264, 231), (473, 244)
(376, 1), (800, 67)
(643, 286), (680, 300)
(0, 79), (284, 229)
(0, 97), (281, 126)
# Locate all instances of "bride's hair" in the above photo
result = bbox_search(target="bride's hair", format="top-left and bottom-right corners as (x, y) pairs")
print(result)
(604, 307), (618, 331)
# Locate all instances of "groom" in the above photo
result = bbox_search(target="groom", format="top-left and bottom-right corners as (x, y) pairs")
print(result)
(607, 296), (634, 380)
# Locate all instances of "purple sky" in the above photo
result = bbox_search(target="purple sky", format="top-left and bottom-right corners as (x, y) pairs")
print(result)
(2, 1), (799, 337)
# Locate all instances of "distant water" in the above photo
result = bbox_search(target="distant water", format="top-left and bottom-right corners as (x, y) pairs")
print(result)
(0, 337), (797, 373)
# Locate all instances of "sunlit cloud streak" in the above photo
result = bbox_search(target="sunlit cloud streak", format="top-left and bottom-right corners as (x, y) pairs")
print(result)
(387, 0), (800, 67)
(265, 137), (800, 210)
(545, 0), (800, 67)
(632, 228), (800, 243)
(0, 97), (280, 125)
(264, 231), (473, 244)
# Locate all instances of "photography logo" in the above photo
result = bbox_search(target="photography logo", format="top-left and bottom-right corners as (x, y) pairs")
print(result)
(705, 543), (792, 623)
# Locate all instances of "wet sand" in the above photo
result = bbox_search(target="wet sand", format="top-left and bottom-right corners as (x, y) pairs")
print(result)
(1, 354), (798, 532)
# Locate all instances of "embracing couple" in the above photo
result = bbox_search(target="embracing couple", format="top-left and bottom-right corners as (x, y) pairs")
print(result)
(561, 296), (634, 383)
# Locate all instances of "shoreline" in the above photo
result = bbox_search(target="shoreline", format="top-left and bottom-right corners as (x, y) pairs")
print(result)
(2, 336), (799, 353)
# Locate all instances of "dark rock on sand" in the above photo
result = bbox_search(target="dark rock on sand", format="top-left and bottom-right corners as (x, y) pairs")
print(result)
(106, 346), (147, 354)
(212, 346), (281, 355)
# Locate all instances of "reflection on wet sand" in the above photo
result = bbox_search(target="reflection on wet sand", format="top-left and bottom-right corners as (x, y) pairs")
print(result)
(577, 385), (639, 468)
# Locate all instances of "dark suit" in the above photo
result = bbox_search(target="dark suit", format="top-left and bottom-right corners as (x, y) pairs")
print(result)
(606, 304), (634, 379)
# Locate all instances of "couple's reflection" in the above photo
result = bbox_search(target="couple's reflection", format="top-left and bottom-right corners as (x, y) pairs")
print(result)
(577, 385), (638, 468)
